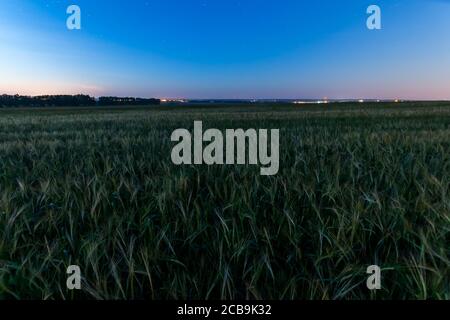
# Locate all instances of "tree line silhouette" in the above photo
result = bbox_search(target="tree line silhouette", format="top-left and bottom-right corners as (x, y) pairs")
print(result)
(0, 95), (160, 107)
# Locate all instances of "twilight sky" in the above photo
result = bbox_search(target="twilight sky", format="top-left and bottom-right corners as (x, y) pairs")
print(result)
(0, 0), (449, 99)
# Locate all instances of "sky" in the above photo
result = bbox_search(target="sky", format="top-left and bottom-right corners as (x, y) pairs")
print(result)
(0, 0), (449, 100)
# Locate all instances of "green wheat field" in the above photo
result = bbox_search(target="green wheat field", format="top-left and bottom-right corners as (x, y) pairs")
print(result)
(0, 102), (449, 300)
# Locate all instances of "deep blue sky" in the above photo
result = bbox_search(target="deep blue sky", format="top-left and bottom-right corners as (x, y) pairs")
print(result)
(1, 0), (449, 99)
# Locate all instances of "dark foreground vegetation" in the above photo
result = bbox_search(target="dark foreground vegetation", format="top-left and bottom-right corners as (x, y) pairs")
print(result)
(0, 94), (160, 107)
(0, 102), (448, 299)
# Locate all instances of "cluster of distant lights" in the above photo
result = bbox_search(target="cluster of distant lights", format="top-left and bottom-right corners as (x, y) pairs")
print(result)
(293, 99), (401, 104)
(159, 98), (402, 104)
(160, 98), (187, 103)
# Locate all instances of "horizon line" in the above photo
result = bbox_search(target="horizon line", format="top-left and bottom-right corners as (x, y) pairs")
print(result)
(1, 93), (450, 103)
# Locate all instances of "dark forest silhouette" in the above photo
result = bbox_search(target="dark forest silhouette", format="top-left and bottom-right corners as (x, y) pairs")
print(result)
(0, 94), (160, 107)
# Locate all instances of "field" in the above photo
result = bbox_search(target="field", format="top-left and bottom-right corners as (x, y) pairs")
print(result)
(0, 102), (449, 300)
